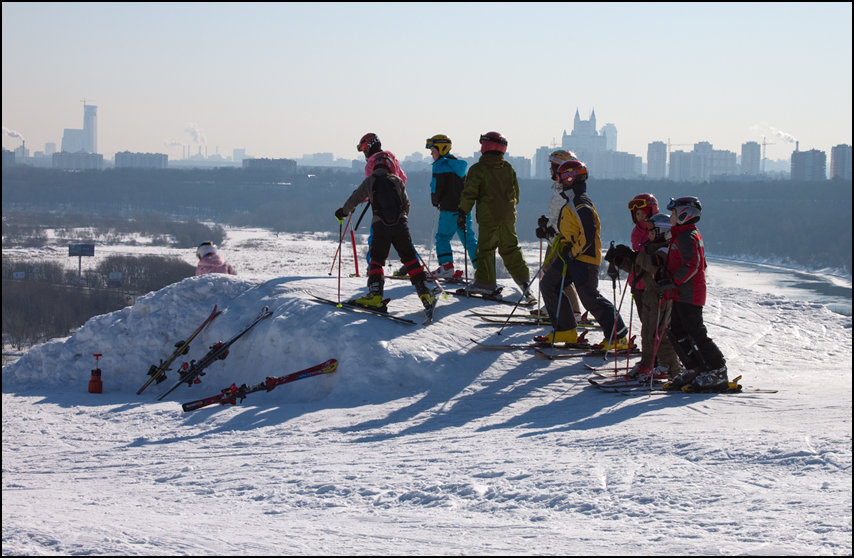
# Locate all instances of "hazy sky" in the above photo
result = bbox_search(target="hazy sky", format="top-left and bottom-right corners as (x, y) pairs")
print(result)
(2, 2), (851, 163)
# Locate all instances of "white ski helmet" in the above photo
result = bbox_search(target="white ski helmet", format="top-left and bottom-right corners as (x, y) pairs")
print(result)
(648, 213), (672, 242)
(667, 196), (702, 225)
(196, 242), (217, 259)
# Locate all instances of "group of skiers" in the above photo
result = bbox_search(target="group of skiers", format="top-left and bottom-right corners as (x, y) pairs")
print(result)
(332, 131), (727, 392)
(196, 130), (728, 393)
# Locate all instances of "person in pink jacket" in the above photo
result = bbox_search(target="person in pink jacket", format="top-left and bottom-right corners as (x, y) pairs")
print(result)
(358, 133), (408, 273)
(195, 242), (236, 276)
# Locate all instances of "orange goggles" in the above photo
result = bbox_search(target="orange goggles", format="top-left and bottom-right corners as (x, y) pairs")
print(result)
(628, 199), (651, 211)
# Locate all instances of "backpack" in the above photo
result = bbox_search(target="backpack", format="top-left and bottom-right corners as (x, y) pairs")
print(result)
(371, 174), (404, 226)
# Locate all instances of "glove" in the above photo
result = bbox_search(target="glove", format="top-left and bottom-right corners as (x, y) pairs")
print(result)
(457, 210), (467, 229)
(431, 193), (439, 208)
(537, 215), (549, 228)
(334, 207), (347, 221)
(657, 278), (675, 299)
(535, 225), (556, 239)
(612, 244), (635, 267)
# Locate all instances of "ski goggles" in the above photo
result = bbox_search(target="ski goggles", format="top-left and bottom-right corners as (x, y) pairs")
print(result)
(479, 134), (507, 145)
(425, 137), (451, 149)
(628, 199), (652, 211)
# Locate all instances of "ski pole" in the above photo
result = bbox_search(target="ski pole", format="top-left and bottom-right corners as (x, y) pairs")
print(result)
(604, 241), (620, 359)
(336, 217), (344, 303)
(414, 248), (447, 297)
(350, 229), (360, 277)
(328, 211), (353, 276)
(537, 238), (543, 315)
(496, 254), (551, 337)
(642, 295), (667, 390)
(462, 214), (469, 293)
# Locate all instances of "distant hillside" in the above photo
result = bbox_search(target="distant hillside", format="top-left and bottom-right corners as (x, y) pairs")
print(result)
(2, 166), (851, 274)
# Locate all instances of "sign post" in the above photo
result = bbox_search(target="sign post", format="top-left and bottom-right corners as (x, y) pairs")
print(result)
(68, 244), (95, 284)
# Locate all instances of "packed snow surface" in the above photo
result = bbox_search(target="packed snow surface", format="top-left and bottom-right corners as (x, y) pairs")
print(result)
(3, 231), (851, 555)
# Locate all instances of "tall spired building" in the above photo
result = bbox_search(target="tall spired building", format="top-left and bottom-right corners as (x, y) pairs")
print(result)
(561, 109), (608, 156)
(61, 102), (98, 153)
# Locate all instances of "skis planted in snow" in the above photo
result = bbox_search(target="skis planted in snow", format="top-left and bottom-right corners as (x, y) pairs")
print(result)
(156, 306), (274, 401)
(137, 305), (222, 395)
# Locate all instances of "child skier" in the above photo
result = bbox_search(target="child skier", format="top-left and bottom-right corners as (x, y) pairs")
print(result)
(334, 153), (435, 313)
(658, 196), (728, 391)
(456, 131), (531, 300)
(357, 133), (407, 272)
(534, 158), (628, 348)
(606, 212), (682, 379)
(425, 134), (477, 279)
(536, 150), (583, 319)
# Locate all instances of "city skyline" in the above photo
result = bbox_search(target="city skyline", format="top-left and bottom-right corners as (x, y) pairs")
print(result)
(2, 3), (851, 163)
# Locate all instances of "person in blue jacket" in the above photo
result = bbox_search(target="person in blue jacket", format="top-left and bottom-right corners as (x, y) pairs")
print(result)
(425, 134), (477, 279)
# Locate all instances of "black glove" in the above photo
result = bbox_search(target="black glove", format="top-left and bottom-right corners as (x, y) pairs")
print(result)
(612, 244), (635, 267)
(537, 215), (549, 228)
(457, 210), (467, 229)
(334, 207), (347, 221)
(535, 225), (556, 239)
(431, 193), (439, 208)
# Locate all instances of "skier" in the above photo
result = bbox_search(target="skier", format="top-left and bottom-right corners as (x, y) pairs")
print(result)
(456, 131), (531, 300)
(606, 211), (682, 379)
(425, 134), (477, 279)
(533, 158), (629, 349)
(356, 133), (407, 273)
(658, 196), (729, 391)
(536, 149), (583, 318)
(195, 242), (236, 276)
(334, 152), (435, 313)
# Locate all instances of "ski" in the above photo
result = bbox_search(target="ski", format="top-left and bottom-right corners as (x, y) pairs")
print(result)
(590, 375), (778, 395)
(137, 304), (222, 395)
(587, 376), (664, 390)
(583, 361), (640, 372)
(469, 335), (592, 352)
(386, 274), (471, 286)
(156, 306), (274, 401)
(468, 310), (599, 328)
(307, 292), (416, 325)
(472, 315), (602, 329)
(534, 346), (637, 360)
(181, 358), (338, 412)
(535, 335), (637, 360)
(449, 287), (537, 307)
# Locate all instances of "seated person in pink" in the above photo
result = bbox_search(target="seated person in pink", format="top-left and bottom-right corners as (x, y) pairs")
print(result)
(195, 242), (236, 276)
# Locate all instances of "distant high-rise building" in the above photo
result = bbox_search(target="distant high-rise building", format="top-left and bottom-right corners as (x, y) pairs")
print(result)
(45, 142), (57, 156)
(83, 104), (97, 153)
(533, 146), (553, 180)
(830, 144), (852, 180)
(61, 102), (97, 153)
(646, 141), (667, 179)
(600, 123), (617, 151)
(741, 141), (761, 175)
(790, 148), (827, 181)
(668, 141), (737, 182)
